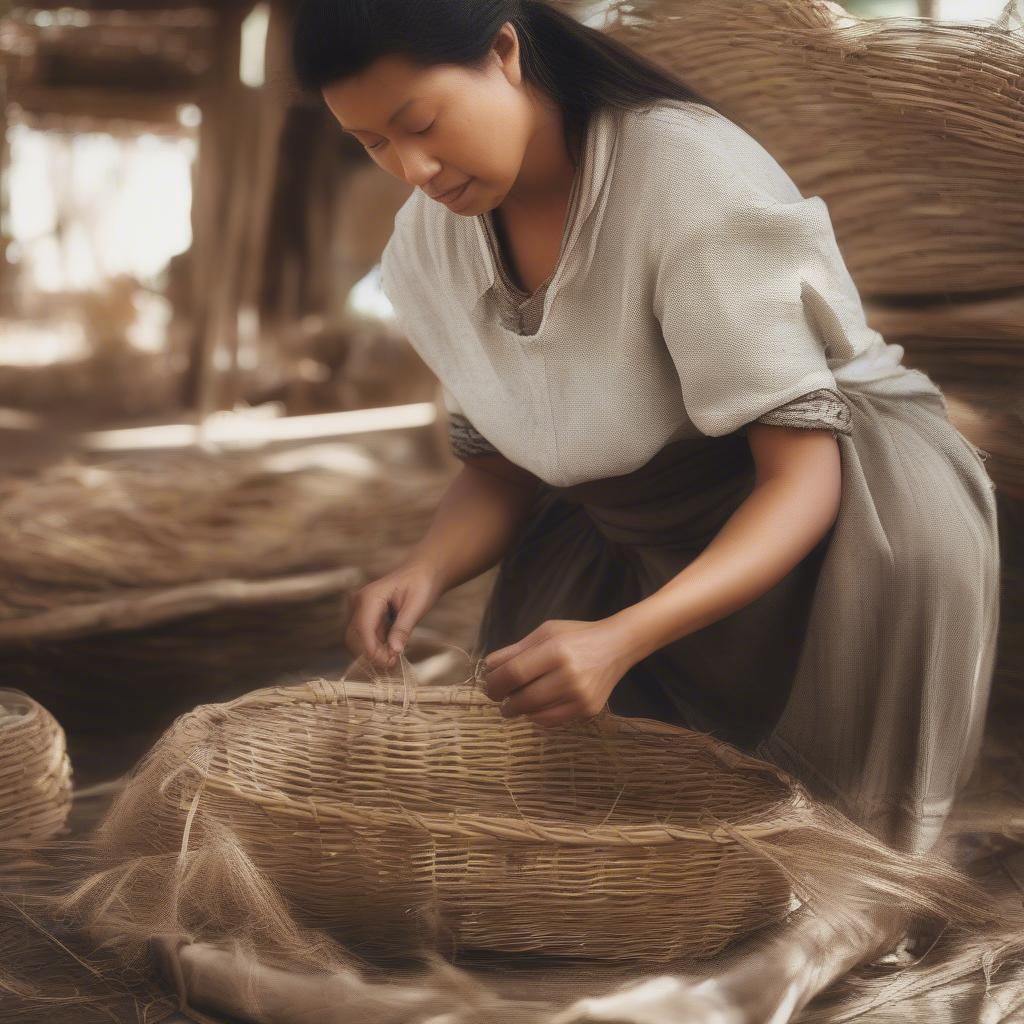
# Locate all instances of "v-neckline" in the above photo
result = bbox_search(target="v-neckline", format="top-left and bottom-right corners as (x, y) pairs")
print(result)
(475, 111), (594, 307)
(465, 103), (620, 337)
(481, 165), (585, 306)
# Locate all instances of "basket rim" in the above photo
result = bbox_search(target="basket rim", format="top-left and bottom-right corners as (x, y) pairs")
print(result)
(0, 688), (49, 731)
(205, 675), (806, 793)
(164, 673), (819, 846)
(183, 770), (815, 845)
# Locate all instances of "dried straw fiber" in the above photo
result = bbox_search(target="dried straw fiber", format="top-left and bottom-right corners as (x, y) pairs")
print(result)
(4, 650), (1021, 1024)
(0, 450), (483, 733)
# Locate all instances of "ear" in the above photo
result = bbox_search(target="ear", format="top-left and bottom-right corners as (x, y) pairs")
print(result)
(493, 21), (523, 86)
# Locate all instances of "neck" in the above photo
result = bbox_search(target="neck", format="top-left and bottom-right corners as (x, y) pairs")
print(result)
(501, 90), (578, 216)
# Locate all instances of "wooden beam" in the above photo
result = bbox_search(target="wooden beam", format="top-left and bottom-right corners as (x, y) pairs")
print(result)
(25, 1), (221, 10)
(0, 67), (9, 313)
(10, 84), (197, 126)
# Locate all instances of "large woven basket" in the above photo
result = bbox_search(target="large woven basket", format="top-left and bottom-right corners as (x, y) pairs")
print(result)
(0, 689), (73, 846)
(92, 655), (822, 965)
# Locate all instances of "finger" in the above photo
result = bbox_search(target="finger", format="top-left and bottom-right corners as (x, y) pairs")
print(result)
(485, 639), (557, 702)
(386, 589), (425, 659)
(355, 593), (393, 668)
(498, 668), (572, 719)
(482, 625), (547, 674)
(523, 699), (582, 728)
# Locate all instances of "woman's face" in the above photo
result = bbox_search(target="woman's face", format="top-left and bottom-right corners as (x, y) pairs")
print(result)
(320, 23), (559, 215)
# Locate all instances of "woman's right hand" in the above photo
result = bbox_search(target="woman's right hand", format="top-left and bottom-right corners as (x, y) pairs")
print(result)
(344, 558), (446, 671)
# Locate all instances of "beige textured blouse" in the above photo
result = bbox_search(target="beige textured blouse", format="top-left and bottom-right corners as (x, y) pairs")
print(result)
(380, 98), (943, 486)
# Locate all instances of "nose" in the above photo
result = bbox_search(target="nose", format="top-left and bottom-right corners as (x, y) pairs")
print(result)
(395, 145), (440, 189)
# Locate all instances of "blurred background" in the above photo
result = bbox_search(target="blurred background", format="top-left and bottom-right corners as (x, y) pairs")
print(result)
(0, 0), (1012, 447)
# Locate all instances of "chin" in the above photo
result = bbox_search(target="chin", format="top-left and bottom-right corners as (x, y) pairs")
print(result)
(452, 193), (489, 217)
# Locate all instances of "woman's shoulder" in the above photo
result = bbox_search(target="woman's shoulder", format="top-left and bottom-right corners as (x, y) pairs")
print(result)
(618, 99), (742, 175)
(617, 99), (805, 213)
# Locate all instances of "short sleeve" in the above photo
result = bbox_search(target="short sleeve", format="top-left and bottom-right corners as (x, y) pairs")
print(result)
(439, 384), (499, 460)
(441, 384), (465, 417)
(652, 148), (848, 438)
(747, 387), (852, 439)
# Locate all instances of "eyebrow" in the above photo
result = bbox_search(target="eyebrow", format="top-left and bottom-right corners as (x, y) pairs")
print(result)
(339, 97), (418, 134)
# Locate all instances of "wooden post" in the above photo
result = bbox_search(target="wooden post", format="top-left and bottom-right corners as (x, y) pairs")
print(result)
(0, 66), (10, 314)
(182, 0), (249, 420)
(229, 0), (293, 409)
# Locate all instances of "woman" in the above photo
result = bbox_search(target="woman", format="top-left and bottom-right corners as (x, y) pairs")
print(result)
(291, 2), (1001, 1019)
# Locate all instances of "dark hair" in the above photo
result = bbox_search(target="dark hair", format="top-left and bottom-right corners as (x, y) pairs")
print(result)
(291, 0), (718, 168)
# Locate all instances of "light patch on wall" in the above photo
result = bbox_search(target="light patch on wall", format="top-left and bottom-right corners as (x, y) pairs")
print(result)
(7, 126), (194, 292)
(177, 104), (202, 129)
(347, 265), (396, 322)
(240, 3), (270, 88)
(938, 0), (1017, 20)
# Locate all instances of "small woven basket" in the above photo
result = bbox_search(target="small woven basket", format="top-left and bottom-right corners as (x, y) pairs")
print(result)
(95, 653), (819, 965)
(0, 689), (73, 846)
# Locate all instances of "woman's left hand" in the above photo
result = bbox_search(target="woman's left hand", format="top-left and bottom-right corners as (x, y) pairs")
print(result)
(481, 618), (636, 727)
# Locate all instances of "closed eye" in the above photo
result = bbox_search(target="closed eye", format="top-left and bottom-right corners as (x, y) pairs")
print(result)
(367, 120), (436, 152)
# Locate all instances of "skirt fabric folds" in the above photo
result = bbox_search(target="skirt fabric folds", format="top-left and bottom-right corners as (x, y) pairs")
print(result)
(471, 387), (1000, 856)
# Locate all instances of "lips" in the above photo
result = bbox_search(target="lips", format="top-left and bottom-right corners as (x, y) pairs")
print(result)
(431, 179), (469, 201)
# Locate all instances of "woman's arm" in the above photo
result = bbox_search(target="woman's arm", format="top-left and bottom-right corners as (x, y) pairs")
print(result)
(607, 425), (843, 663)
(405, 453), (544, 594)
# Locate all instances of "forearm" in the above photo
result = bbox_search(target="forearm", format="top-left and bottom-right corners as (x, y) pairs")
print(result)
(608, 464), (841, 665)
(406, 460), (542, 594)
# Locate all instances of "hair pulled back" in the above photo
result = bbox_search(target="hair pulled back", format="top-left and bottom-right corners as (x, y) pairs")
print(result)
(291, 0), (717, 167)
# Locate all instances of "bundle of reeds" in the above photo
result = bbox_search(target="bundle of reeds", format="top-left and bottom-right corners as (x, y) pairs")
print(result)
(0, 451), (482, 732)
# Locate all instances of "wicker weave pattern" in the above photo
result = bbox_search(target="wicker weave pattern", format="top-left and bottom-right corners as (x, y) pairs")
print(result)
(0, 690), (73, 845)
(97, 666), (815, 964)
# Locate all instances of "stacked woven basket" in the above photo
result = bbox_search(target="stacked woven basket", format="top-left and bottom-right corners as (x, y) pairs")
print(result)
(0, 689), (73, 847)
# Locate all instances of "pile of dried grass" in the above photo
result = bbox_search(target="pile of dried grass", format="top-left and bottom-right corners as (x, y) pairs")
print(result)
(0, 346), (177, 424)
(0, 450), (469, 732)
(613, 0), (1024, 298)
